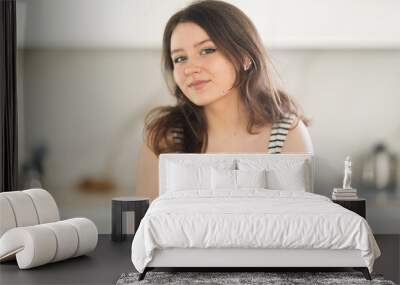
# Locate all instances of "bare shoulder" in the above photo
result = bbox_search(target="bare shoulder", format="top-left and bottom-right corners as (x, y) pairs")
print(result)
(139, 142), (159, 162)
(135, 142), (159, 201)
(281, 118), (314, 154)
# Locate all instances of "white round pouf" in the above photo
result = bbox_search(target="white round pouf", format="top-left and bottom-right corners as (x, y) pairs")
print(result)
(23, 189), (60, 223)
(0, 195), (17, 237)
(0, 226), (57, 269)
(42, 221), (79, 262)
(64, 218), (98, 257)
(0, 189), (98, 269)
(1, 191), (39, 227)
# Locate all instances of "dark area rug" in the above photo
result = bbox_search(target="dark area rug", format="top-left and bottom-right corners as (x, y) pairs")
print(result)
(116, 271), (397, 285)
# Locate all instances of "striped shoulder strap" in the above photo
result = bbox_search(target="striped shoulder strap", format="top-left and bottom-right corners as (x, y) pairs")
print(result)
(267, 113), (296, 154)
(171, 127), (184, 143)
(170, 127), (185, 152)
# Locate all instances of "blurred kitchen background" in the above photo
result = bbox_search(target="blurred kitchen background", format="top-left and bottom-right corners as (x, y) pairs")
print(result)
(16, 0), (400, 234)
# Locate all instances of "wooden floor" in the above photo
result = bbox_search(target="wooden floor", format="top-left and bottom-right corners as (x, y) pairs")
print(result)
(0, 234), (398, 285)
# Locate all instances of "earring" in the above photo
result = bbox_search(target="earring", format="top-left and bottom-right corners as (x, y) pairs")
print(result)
(243, 59), (252, 71)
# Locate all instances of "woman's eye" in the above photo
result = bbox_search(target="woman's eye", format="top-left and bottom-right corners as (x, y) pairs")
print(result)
(173, 48), (216, 64)
(173, 56), (186, 64)
(201, 48), (216, 55)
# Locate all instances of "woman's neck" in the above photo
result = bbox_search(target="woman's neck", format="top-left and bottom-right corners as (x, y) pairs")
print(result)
(204, 89), (249, 138)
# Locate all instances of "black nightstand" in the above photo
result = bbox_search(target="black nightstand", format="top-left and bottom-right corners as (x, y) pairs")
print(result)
(332, 198), (366, 218)
(111, 197), (149, 242)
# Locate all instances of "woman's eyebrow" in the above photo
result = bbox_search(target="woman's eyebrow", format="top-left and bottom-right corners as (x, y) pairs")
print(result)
(171, 39), (212, 55)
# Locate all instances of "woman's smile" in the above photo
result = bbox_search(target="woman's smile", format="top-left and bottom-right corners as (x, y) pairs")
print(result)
(190, 80), (210, 91)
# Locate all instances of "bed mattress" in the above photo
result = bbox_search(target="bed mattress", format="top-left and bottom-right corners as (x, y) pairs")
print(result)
(131, 190), (380, 273)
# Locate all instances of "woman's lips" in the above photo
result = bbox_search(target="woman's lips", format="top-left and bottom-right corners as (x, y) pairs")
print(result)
(190, 80), (210, 90)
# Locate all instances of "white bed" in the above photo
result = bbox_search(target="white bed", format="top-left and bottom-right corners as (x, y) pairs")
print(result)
(131, 154), (380, 280)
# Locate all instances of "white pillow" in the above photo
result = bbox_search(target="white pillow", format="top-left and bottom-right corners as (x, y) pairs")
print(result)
(238, 159), (309, 191)
(211, 168), (268, 190)
(236, 169), (267, 188)
(211, 168), (236, 190)
(167, 162), (211, 191)
(266, 167), (306, 191)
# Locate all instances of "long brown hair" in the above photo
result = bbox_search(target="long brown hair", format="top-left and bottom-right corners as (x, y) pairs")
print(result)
(146, 0), (307, 155)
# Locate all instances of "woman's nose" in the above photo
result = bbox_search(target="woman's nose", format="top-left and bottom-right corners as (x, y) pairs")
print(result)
(184, 61), (201, 76)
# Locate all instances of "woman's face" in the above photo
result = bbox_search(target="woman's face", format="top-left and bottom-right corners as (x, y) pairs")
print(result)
(170, 22), (237, 106)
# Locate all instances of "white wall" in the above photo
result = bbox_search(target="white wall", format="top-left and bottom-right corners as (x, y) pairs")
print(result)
(16, 0), (400, 49)
(16, 0), (400, 234)
(21, 48), (400, 233)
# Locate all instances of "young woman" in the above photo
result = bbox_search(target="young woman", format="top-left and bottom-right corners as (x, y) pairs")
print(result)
(136, 0), (313, 200)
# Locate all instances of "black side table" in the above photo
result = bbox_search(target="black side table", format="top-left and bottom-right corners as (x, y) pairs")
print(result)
(112, 197), (149, 242)
(332, 198), (366, 219)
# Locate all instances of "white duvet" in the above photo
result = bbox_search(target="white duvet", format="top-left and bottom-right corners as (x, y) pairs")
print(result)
(131, 190), (380, 273)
